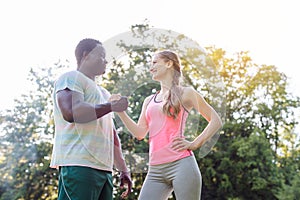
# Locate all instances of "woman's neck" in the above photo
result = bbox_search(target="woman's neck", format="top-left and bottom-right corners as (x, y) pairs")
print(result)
(159, 80), (172, 95)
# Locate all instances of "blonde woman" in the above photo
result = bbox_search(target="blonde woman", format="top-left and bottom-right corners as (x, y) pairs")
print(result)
(112, 50), (222, 200)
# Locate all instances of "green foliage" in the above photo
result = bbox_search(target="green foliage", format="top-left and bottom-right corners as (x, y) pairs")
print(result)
(276, 171), (300, 200)
(0, 61), (70, 200)
(202, 46), (300, 200)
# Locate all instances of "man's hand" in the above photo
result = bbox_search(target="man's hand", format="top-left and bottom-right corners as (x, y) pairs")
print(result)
(119, 171), (132, 199)
(110, 96), (128, 112)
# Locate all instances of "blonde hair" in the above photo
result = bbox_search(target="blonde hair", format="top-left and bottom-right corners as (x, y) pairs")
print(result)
(156, 50), (182, 119)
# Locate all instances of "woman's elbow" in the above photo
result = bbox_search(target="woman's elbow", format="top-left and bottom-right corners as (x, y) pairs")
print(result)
(135, 133), (146, 140)
(134, 131), (147, 140)
(215, 116), (223, 129)
(136, 136), (144, 140)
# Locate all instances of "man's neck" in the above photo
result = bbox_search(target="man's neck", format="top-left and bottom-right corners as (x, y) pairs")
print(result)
(78, 69), (95, 81)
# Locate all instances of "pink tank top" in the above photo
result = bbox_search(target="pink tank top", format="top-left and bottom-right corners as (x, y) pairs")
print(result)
(145, 93), (193, 165)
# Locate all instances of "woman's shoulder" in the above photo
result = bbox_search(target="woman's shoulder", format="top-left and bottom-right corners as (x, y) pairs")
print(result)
(181, 86), (204, 109)
(141, 93), (159, 108)
(143, 93), (156, 104)
(181, 86), (196, 96)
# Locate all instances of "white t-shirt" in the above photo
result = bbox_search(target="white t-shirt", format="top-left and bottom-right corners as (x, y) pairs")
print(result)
(50, 70), (114, 171)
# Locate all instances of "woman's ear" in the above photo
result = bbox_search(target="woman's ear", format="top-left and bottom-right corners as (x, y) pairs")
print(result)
(166, 60), (173, 68)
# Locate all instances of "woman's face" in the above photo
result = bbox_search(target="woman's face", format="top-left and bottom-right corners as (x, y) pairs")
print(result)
(150, 54), (170, 81)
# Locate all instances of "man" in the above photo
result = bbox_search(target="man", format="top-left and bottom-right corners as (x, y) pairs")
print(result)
(50, 38), (132, 200)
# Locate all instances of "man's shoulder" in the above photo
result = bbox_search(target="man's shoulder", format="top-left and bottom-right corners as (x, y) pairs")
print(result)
(58, 70), (79, 78)
(56, 70), (88, 83)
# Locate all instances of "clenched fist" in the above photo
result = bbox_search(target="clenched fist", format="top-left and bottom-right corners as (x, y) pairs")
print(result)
(110, 95), (128, 112)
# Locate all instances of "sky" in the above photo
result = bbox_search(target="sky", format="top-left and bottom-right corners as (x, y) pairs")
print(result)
(0, 0), (299, 111)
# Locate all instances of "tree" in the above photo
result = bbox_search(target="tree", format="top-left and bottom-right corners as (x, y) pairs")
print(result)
(199, 48), (300, 199)
(0, 61), (69, 200)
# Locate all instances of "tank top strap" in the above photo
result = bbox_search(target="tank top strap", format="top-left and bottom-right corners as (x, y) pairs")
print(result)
(145, 92), (158, 108)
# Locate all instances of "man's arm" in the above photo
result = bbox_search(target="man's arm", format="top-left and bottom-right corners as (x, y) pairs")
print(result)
(113, 129), (132, 198)
(56, 88), (128, 123)
(113, 129), (129, 172)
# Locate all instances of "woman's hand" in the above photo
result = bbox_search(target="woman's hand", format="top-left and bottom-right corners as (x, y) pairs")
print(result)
(109, 94), (128, 112)
(109, 94), (122, 102)
(171, 137), (197, 151)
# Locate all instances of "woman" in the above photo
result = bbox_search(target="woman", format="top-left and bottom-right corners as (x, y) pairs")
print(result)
(112, 50), (222, 200)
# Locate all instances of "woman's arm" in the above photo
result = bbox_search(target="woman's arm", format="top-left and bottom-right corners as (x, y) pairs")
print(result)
(172, 87), (223, 151)
(116, 96), (151, 140)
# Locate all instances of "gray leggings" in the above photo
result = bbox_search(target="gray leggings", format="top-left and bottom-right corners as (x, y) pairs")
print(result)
(138, 156), (202, 200)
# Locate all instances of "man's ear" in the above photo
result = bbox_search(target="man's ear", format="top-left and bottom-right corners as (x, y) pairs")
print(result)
(79, 51), (88, 65)
(82, 51), (89, 59)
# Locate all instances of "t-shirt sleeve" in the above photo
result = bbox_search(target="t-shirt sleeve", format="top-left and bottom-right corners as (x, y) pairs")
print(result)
(55, 72), (84, 95)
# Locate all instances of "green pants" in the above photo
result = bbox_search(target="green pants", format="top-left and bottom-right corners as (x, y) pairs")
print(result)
(58, 166), (113, 200)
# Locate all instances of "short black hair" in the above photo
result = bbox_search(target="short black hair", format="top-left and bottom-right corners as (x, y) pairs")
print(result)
(75, 38), (102, 66)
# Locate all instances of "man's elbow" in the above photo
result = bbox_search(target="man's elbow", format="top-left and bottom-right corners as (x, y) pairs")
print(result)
(62, 112), (74, 123)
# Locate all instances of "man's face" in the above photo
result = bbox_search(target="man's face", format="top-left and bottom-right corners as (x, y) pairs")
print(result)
(84, 44), (108, 76)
